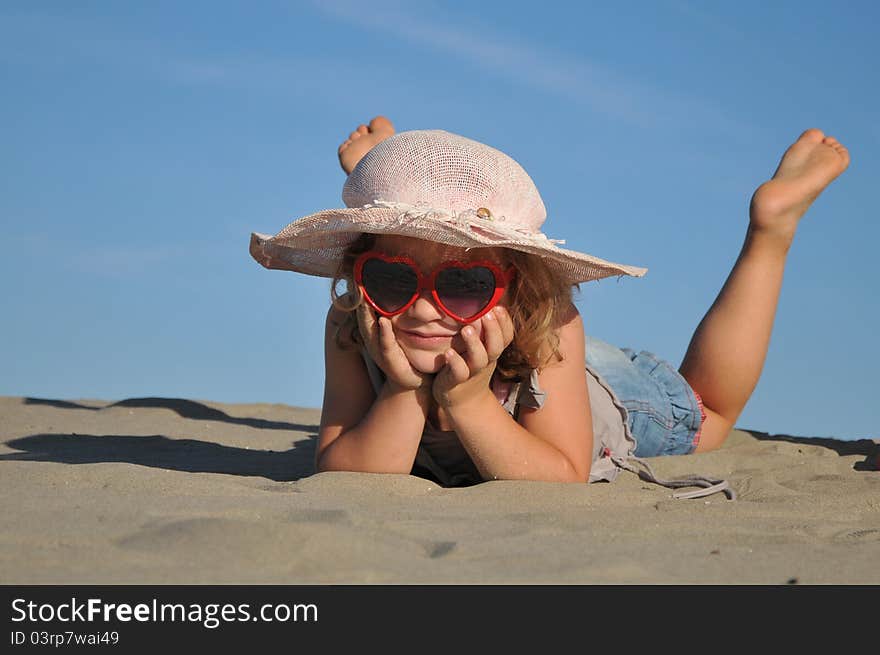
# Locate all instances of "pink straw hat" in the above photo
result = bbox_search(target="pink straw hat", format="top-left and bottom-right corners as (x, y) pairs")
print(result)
(250, 129), (647, 284)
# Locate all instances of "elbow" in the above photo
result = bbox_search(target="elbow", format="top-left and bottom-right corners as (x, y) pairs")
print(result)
(488, 456), (590, 484)
(315, 448), (412, 476)
(314, 454), (337, 474)
(314, 445), (354, 474)
(565, 467), (590, 484)
(560, 454), (591, 484)
(578, 457), (592, 483)
(314, 445), (335, 473)
(541, 448), (591, 483)
(314, 450), (361, 474)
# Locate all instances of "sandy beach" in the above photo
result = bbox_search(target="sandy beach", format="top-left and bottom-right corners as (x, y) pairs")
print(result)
(1, 395), (877, 584)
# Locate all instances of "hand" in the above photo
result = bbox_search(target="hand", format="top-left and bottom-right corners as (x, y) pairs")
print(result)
(356, 302), (433, 393)
(433, 306), (515, 410)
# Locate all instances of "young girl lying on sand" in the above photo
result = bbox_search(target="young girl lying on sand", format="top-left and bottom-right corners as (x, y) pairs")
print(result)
(250, 116), (849, 497)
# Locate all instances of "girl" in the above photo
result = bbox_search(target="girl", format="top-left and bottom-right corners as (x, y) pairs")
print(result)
(250, 116), (849, 496)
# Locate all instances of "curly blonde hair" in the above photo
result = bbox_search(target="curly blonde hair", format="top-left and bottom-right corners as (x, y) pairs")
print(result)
(329, 234), (576, 381)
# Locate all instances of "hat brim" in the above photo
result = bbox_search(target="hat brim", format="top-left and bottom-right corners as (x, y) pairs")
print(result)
(250, 206), (647, 285)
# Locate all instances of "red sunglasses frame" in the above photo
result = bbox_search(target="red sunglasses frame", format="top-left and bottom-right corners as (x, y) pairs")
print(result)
(353, 251), (516, 324)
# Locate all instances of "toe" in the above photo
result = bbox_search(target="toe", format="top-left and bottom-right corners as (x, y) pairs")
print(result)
(356, 124), (369, 134)
(798, 128), (825, 143)
(349, 130), (362, 140)
(826, 138), (848, 154)
(824, 138), (850, 167)
(368, 115), (395, 133)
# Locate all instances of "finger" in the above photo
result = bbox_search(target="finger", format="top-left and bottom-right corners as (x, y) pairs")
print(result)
(493, 306), (515, 347)
(460, 324), (489, 372)
(356, 302), (378, 346)
(378, 317), (412, 367)
(378, 317), (417, 377)
(378, 316), (401, 357)
(480, 311), (505, 361)
(442, 348), (471, 385)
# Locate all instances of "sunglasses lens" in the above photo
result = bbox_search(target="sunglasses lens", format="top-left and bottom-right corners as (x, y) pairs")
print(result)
(361, 258), (418, 313)
(435, 266), (496, 319)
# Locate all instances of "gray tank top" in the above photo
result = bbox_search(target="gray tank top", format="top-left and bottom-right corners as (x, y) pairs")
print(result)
(358, 351), (635, 485)
(359, 350), (735, 500)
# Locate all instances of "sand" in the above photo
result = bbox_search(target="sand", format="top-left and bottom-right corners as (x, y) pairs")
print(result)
(1, 395), (878, 584)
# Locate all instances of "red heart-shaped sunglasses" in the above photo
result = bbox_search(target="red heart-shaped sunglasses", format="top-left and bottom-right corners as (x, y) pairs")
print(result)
(354, 251), (516, 323)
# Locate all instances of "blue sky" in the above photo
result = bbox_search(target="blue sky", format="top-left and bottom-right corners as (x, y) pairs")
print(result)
(1, 1), (877, 440)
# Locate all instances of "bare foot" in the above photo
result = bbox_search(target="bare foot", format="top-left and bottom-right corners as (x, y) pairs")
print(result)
(337, 116), (395, 175)
(749, 128), (850, 245)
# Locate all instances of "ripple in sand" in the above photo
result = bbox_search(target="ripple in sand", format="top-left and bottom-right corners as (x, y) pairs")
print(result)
(832, 528), (880, 543)
(115, 517), (308, 553)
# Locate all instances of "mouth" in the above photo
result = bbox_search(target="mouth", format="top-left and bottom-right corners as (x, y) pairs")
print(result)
(397, 329), (456, 347)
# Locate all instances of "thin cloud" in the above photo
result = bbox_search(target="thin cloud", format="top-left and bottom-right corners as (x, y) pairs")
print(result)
(313, 0), (746, 132)
(0, 4), (748, 131)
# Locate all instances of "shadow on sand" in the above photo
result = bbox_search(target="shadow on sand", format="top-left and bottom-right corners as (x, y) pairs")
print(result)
(741, 429), (879, 472)
(0, 432), (317, 482)
(24, 396), (316, 432)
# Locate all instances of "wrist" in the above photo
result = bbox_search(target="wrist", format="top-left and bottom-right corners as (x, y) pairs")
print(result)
(436, 385), (496, 416)
(384, 378), (433, 406)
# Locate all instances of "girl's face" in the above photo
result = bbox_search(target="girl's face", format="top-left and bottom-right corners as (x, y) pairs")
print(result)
(369, 235), (510, 374)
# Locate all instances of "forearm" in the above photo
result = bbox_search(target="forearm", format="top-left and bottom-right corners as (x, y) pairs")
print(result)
(317, 383), (430, 474)
(445, 391), (586, 483)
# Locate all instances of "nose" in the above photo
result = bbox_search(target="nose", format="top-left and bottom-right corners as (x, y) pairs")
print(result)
(405, 288), (445, 321)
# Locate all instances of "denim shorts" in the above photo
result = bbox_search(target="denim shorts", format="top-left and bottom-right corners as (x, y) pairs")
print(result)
(585, 335), (704, 457)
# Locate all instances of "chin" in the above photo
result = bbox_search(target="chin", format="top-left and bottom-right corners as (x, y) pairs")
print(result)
(401, 347), (447, 374)
(410, 354), (447, 374)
